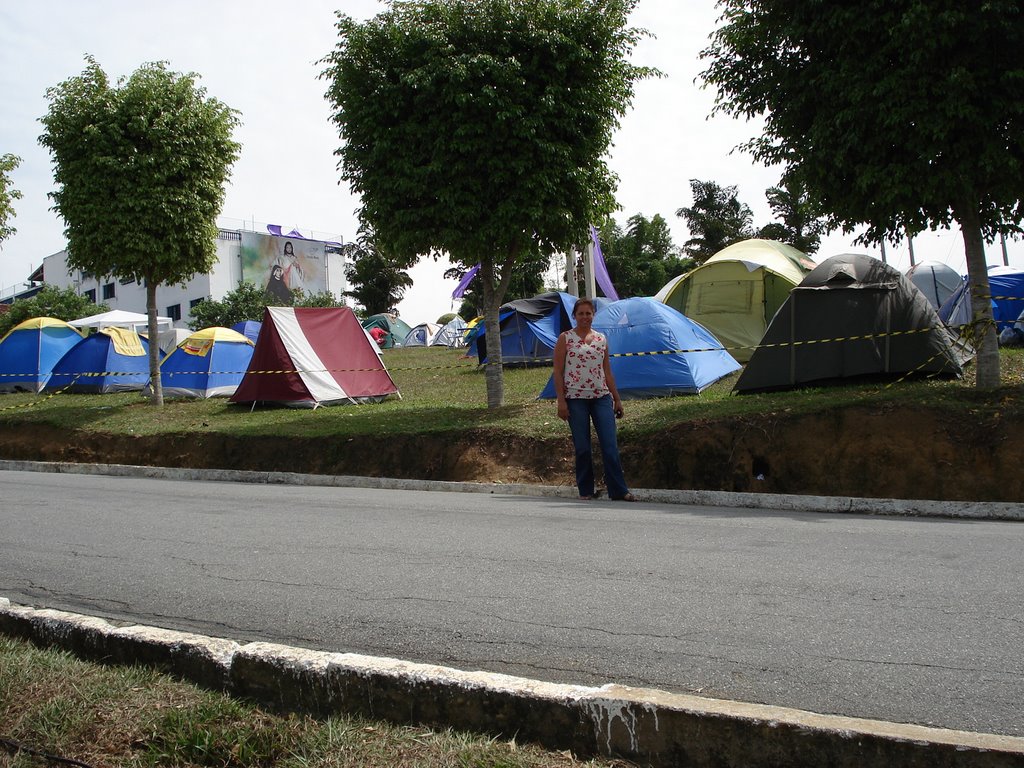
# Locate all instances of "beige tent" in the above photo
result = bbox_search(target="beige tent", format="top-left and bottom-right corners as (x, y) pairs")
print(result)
(654, 239), (816, 362)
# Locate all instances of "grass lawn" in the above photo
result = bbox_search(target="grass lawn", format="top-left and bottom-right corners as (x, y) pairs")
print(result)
(0, 346), (1022, 441)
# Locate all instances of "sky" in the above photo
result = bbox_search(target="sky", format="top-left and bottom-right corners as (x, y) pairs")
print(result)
(2, 1), (1022, 323)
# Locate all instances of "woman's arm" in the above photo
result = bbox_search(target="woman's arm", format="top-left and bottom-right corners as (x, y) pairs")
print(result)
(603, 341), (623, 416)
(553, 332), (569, 421)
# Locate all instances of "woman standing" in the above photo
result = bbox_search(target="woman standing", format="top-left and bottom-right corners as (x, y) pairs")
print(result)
(553, 297), (635, 501)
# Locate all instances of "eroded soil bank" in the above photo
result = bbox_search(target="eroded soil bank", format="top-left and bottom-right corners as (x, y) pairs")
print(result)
(1, 405), (1020, 502)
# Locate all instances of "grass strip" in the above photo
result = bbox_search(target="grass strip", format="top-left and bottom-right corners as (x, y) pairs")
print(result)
(0, 636), (636, 768)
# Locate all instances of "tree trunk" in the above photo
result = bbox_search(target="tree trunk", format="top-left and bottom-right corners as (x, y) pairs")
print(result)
(480, 254), (504, 409)
(957, 205), (1000, 390)
(147, 280), (164, 406)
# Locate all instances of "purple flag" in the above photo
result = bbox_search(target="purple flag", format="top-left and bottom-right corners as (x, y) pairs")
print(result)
(267, 224), (283, 237)
(452, 263), (480, 299)
(590, 225), (619, 300)
(286, 229), (307, 239)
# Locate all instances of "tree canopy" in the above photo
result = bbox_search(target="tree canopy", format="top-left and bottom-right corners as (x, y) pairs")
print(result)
(676, 179), (754, 264)
(0, 285), (108, 339)
(39, 57), (241, 403)
(700, 0), (1024, 388)
(0, 154), (22, 247)
(598, 214), (691, 297)
(342, 224), (416, 316)
(321, 0), (654, 407)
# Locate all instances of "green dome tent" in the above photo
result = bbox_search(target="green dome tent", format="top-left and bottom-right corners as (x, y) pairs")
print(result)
(655, 239), (815, 362)
(361, 313), (413, 349)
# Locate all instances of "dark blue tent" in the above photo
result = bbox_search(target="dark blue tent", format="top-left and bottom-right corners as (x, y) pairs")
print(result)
(939, 266), (1024, 334)
(231, 320), (262, 345)
(539, 297), (740, 399)
(475, 292), (610, 365)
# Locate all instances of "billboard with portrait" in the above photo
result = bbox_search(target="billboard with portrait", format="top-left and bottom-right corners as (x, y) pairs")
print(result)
(240, 232), (328, 304)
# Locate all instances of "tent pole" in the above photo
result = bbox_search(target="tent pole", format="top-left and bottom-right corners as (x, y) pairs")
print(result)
(789, 290), (797, 385)
(583, 239), (596, 299)
(566, 249), (579, 297)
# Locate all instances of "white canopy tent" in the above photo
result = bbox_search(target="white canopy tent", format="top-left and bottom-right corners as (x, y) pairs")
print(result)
(69, 310), (179, 352)
(70, 309), (173, 332)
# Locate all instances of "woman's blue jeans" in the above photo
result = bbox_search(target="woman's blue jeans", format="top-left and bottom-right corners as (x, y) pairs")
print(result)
(566, 395), (629, 499)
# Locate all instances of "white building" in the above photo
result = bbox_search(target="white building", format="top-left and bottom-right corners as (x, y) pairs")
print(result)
(40, 226), (347, 329)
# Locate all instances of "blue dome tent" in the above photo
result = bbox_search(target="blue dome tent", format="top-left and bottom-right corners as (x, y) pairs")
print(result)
(539, 297), (740, 399)
(45, 327), (152, 393)
(160, 327), (255, 398)
(0, 317), (84, 393)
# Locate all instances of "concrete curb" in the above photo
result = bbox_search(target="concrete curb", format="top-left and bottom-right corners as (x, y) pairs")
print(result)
(2, 458), (1022, 520)
(2, 598), (1022, 768)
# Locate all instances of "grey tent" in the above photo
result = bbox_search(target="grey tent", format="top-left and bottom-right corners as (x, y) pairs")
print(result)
(734, 253), (973, 394)
(906, 261), (964, 310)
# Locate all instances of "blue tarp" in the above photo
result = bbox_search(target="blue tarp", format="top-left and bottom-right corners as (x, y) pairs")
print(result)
(539, 297), (740, 399)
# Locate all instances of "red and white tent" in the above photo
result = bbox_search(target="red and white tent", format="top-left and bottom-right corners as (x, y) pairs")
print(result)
(230, 307), (399, 407)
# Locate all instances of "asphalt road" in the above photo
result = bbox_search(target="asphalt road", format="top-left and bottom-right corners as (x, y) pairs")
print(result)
(2, 469), (1021, 737)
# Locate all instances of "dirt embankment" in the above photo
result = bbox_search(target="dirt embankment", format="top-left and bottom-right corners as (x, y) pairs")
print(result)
(1, 405), (1020, 502)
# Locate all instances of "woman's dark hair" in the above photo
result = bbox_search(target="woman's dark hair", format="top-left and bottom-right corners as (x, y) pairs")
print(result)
(572, 297), (596, 317)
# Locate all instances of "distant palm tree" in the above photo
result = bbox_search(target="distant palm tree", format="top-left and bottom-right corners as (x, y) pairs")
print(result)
(757, 176), (829, 255)
(676, 179), (755, 263)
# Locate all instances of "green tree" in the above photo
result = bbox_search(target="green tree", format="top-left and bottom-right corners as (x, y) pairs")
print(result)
(0, 285), (108, 338)
(676, 179), (754, 264)
(39, 57), (241, 404)
(598, 213), (691, 297)
(341, 224), (415, 315)
(0, 154), (22, 247)
(188, 282), (277, 331)
(756, 177), (828, 255)
(293, 288), (347, 309)
(321, 0), (654, 407)
(700, 1), (1024, 389)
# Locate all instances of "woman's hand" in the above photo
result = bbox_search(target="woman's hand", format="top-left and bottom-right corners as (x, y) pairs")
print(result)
(557, 398), (569, 421)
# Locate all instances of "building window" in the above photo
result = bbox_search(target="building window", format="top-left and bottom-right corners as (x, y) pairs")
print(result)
(83, 289), (96, 303)
(166, 304), (182, 322)
(102, 282), (116, 300)
(189, 297), (205, 309)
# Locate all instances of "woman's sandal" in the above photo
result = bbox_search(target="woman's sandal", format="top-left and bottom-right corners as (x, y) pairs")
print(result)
(613, 493), (638, 502)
